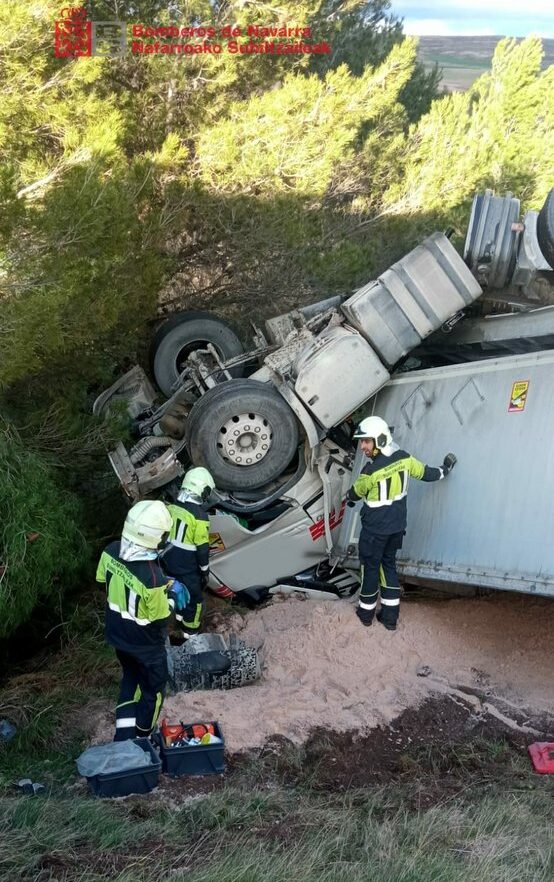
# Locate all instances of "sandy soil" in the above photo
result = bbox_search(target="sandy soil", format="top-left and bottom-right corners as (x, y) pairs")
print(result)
(94, 592), (554, 752)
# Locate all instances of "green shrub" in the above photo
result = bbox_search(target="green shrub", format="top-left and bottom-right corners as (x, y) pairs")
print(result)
(0, 418), (89, 638)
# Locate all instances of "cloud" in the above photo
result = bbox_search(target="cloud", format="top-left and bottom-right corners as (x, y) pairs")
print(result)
(393, 1), (554, 38)
(394, 0), (552, 12)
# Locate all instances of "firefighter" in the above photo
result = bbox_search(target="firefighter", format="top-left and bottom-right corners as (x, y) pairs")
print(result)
(96, 500), (188, 740)
(162, 467), (216, 640)
(347, 416), (456, 631)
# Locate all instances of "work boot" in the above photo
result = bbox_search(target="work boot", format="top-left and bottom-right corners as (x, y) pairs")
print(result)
(377, 610), (397, 631)
(356, 607), (374, 627)
(181, 626), (199, 641)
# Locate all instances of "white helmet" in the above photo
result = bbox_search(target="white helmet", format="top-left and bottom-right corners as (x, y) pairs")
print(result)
(353, 416), (392, 448)
(122, 500), (173, 549)
(180, 467), (215, 501)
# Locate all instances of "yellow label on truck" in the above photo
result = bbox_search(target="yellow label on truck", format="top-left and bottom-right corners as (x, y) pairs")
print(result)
(508, 379), (529, 412)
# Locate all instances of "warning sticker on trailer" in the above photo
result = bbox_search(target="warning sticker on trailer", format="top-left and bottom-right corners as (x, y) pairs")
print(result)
(508, 380), (529, 412)
(209, 532), (225, 552)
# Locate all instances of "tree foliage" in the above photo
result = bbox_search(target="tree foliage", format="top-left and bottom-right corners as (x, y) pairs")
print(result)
(196, 41), (417, 197)
(0, 1), (168, 388)
(306, 0), (441, 120)
(385, 38), (554, 225)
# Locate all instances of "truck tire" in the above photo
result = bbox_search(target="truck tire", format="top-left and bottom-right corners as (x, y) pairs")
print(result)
(537, 188), (554, 269)
(150, 311), (245, 397)
(185, 379), (300, 490)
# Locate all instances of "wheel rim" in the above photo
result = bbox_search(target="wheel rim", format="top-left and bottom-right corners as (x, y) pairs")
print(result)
(174, 339), (212, 375)
(217, 412), (273, 466)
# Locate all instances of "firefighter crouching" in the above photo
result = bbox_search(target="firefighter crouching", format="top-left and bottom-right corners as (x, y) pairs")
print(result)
(162, 467), (216, 640)
(96, 500), (188, 741)
(347, 416), (457, 631)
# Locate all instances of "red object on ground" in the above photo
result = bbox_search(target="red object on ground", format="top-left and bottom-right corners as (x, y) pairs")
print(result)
(209, 583), (235, 600)
(528, 742), (554, 773)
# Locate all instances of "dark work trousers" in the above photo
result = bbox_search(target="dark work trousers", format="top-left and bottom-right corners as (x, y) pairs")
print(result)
(359, 531), (404, 627)
(113, 648), (168, 740)
(175, 579), (203, 637)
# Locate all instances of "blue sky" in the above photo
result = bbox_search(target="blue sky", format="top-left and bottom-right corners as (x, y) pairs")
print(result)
(391, 1), (554, 38)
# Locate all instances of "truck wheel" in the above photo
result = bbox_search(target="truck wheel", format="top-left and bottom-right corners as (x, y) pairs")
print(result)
(185, 379), (300, 490)
(537, 188), (554, 269)
(150, 311), (245, 397)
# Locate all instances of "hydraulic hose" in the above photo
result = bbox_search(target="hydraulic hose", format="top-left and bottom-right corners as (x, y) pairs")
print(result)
(130, 436), (175, 465)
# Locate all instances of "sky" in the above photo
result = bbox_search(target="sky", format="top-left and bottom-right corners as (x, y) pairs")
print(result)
(391, 1), (554, 38)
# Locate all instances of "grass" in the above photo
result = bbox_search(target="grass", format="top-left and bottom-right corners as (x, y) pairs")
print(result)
(0, 596), (118, 786)
(1, 603), (553, 881)
(1, 784), (553, 881)
(423, 53), (490, 70)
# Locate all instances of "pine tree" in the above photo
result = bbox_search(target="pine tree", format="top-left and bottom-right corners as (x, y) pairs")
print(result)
(0, 419), (89, 639)
(385, 38), (554, 225)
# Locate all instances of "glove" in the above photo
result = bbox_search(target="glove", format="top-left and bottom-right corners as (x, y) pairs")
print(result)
(201, 486), (216, 506)
(356, 606), (373, 627)
(167, 580), (189, 611)
(442, 453), (457, 476)
(200, 570), (209, 590)
(346, 489), (360, 508)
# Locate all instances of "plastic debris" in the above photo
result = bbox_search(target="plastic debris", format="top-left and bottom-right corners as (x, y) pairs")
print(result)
(416, 665), (432, 678)
(0, 719), (17, 742)
(528, 742), (554, 774)
(15, 779), (45, 796)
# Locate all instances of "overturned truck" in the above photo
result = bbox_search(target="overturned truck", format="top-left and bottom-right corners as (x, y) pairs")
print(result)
(96, 189), (554, 600)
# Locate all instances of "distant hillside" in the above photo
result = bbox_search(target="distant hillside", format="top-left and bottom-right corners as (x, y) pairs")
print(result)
(417, 35), (554, 92)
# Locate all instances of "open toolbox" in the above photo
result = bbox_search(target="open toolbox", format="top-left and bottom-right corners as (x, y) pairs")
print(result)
(155, 721), (225, 777)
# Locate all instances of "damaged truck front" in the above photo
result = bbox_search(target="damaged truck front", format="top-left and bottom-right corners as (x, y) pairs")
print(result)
(95, 189), (554, 600)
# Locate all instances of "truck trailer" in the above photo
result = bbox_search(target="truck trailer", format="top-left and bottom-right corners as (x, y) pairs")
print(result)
(334, 333), (554, 597)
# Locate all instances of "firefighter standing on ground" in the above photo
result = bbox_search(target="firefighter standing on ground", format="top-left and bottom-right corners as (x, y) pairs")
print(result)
(347, 416), (456, 631)
(162, 467), (216, 640)
(96, 500), (188, 740)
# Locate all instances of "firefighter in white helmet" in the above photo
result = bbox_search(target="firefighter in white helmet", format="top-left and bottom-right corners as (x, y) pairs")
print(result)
(96, 500), (188, 740)
(162, 467), (216, 640)
(347, 416), (457, 631)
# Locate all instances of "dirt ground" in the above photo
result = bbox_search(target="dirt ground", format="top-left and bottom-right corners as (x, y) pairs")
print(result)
(165, 591), (554, 750)
(153, 691), (549, 807)
(93, 590), (554, 758)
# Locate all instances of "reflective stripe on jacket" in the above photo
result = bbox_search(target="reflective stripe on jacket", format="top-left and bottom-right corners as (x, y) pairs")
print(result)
(96, 540), (171, 653)
(348, 448), (443, 535)
(162, 501), (210, 588)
